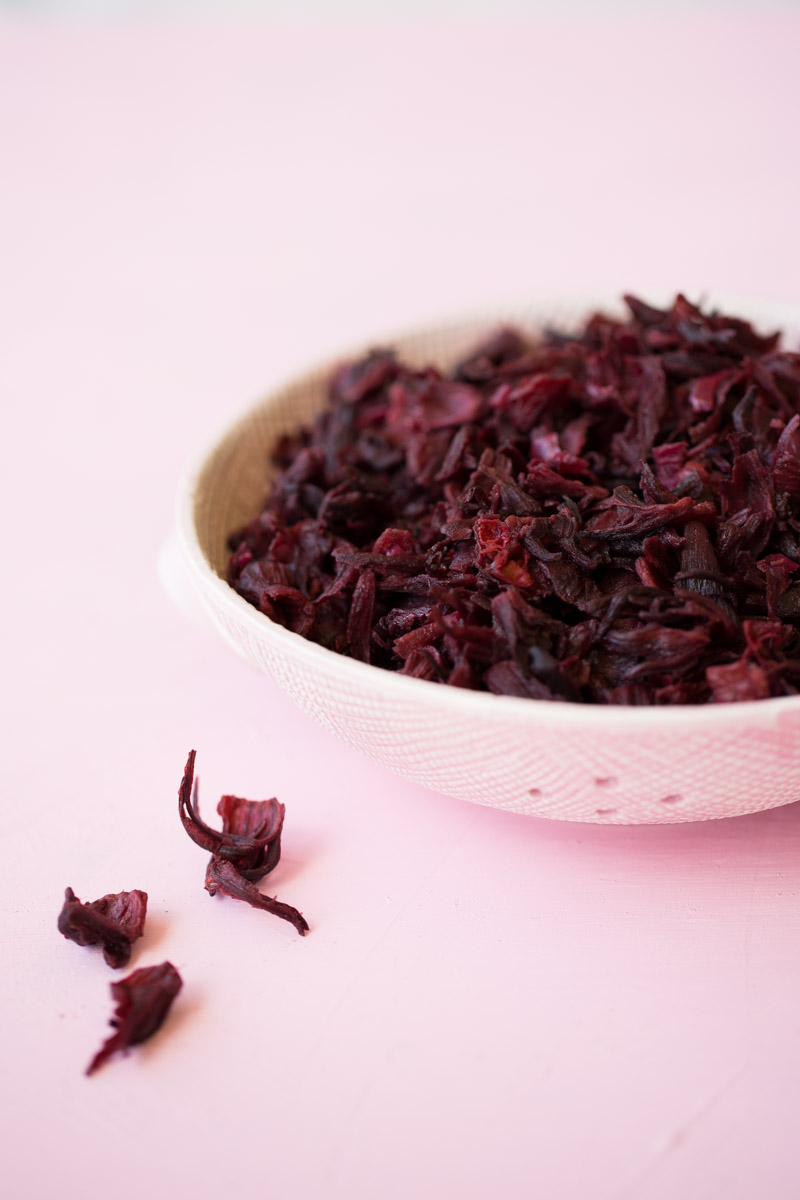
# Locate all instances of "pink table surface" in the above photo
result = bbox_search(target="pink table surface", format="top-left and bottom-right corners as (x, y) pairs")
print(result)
(3, 9), (800, 1199)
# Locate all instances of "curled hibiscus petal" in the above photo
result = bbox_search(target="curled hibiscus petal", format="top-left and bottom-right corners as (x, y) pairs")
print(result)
(205, 857), (309, 937)
(178, 750), (283, 872)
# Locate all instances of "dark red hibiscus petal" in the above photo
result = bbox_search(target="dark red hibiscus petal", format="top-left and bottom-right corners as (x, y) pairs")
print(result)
(87, 962), (182, 1075)
(58, 887), (148, 969)
(205, 857), (308, 937)
(179, 752), (309, 933)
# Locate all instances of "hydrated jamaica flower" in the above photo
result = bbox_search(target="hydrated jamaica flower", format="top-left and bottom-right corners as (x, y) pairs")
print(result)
(179, 750), (308, 935)
(87, 961), (183, 1075)
(58, 887), (148, 969)
(228, 294), (800, 705)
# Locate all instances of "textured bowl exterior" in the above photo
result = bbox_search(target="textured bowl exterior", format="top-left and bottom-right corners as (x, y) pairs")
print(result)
(177, 297), (800, 824)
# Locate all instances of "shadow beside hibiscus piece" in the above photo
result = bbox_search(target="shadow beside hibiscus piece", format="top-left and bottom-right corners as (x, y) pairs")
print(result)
(178, 750), (309, 937)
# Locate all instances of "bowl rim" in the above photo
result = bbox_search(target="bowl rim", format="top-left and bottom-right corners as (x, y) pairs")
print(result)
(176, 293), (800, 731)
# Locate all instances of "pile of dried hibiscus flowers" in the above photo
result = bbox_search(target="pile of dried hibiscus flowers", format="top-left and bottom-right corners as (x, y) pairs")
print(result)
(228, 294), (800, 705)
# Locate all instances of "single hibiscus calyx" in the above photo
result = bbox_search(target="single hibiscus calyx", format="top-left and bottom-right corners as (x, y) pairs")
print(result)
(179, 749), (285, 874)
(87, 961), (183, 1075)
(178, 750), (308, 935)
(58, 886), (148, 969)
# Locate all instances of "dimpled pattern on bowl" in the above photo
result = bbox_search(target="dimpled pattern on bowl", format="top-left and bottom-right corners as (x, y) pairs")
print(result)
(178, 297), (800, 824)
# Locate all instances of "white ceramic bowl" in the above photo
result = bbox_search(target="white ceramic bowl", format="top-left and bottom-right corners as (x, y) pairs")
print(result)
(175, 296), (800, 824)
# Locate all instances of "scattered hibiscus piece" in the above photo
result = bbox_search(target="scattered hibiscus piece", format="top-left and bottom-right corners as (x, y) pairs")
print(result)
(87, 961), (182, 1076)
(206, 856), (309, 937)
(58, 887), (148, 969)
(178, 750), (309, 936)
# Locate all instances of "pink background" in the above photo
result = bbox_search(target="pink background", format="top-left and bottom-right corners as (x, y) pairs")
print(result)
(3, 9), (800, 1198)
